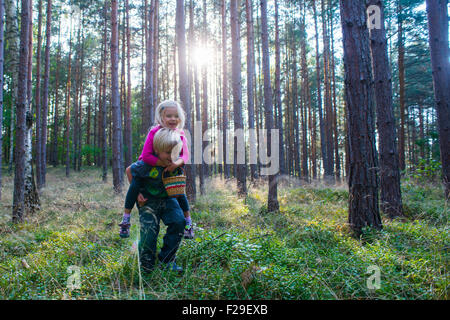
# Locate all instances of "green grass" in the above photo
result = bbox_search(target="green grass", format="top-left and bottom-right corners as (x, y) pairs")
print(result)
(0, 167), (448, 299)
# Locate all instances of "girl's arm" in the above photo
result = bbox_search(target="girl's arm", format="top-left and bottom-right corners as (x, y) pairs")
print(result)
(164, 133), (189, 172)
(140, 126), (161, 166)
(178, 132), (190, 164)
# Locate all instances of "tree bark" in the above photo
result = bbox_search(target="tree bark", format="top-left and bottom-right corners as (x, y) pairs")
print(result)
(64, 11), (73, 178)
(51, 18), (61, 167)
(246, 0), (258, 180)
(221, 0), (230, 179)
(40, 0), (52, 186)
(329, 1), (340, 181)
(260, 0), (278, 212)
(368, 0), (403, 218)
(124, 0), (132, 168)
(176, 0), (195, 203)
(187, 0), (197, 199)
(35, 0), (43, 189)
(111, 0), (123, 193)
(24, 0), (39, 214)
(12, 0), (30, 223)
(230, 0), (246, 196)
(312, 0), (327, 181)
(143, 0), (154, 134)
(300, 3), (309, 182)
(397, 1), (406, 171)
(339, 0), (381, 234)
(322, 0), (334, 182)
(201, 0), (209, 184)
(101, 4), (108, 182)
(0, 0), (4, 200)
(5, 0), (19, 174)
(425, 0), (450, 198)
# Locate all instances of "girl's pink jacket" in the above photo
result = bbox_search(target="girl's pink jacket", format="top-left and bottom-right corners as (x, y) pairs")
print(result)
(138, 125), (190, 166)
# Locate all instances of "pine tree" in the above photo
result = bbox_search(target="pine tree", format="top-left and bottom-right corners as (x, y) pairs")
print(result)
(425, 0), (450, 198)
(340, 0), (381, 234)
(368, 0), (403, 218)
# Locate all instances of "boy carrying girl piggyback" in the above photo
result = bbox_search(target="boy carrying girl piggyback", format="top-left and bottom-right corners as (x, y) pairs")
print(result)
(120, 100), (193, 273)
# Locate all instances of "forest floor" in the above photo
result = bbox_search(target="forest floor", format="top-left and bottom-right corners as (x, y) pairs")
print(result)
(0, 166), (448, 299)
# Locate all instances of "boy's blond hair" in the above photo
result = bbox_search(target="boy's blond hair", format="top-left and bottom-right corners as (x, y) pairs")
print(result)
(154, 100), (186, 129)
(153, 128), (183, 161)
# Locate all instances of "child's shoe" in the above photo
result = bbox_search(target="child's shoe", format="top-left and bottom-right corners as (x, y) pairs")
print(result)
(184, 224), (194, 239)
(119, 222), (130, 238)
(160, 260), (183, 274)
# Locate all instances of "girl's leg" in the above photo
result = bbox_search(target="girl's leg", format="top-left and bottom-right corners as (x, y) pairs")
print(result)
(120, 178), (140, 238)
(177, 195), (194, 239)
(126, 166), (132, 184)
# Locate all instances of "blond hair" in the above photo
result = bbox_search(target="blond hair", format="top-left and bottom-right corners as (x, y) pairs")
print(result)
(153, 128), (183, 160)
(154, 100), (185, 129)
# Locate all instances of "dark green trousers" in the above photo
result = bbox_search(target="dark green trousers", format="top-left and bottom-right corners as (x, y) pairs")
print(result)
(138, 197), (186, 270)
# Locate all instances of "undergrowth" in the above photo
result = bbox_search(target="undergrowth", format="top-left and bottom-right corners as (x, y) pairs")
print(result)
(0, 167), (448, 299)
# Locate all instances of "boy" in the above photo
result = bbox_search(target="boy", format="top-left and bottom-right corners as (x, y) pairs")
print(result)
(122, 128), (186, 272)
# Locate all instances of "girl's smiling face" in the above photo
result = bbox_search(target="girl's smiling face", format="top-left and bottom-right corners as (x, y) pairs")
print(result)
(161, 107), (180, 129)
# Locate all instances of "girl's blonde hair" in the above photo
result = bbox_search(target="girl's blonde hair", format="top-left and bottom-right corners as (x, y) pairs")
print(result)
(153, 128), (183, 161)
(154, 100), (185, 129)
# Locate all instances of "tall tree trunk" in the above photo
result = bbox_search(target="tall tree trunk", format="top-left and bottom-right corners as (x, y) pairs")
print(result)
(40, 0), (52, 186)
(291, 27), (300, 177)
(274, 0), (285, 177)
(312, 0), (327, 181)
(187, 0), (197, 198)
(397, 0), (406, 171)
(86, 97), (91, 166)
(329, 1), (340, 181)
(368, 0), (403, 218)
(425, 0), (450, 198)
(0, 0), (4, 200)
(260, 0), (278, 211)
(201, 0), (209, 183)
(300, 4), (309, 182)
(141, 0), (147, 127)
(124, 0), (132, 168)
(340, 0), (381, 235)
(35, 0), (43, 189)
(230, 0), (246, 196)
(51, 18), (61, 167)
(5, 0), (19, 174)
(153, 0), (159, 108)
(12, 0), (30, 223)
(76, 16), (85, 172)
(101, 11), (108, 182)
(322, 0), (334, 182)
(24, 0), (39, 213)
(111, 0), (123, 193)
(65, 11), (73, 178)
(72, 22), (81, 172)
(246, 0), (258, 180)
(143, 0), (154, 134)
(221, 0), (230, 179)
(176, 0), (195, 203)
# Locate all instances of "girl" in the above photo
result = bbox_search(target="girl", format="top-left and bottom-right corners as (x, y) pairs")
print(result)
(119, 100), (194, 239)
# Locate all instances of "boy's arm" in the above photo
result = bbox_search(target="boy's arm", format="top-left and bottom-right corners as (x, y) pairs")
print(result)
(164, 158), (184, 173)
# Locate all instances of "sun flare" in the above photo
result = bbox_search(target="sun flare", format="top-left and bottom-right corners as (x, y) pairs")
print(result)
(191, 45), (215, 68)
